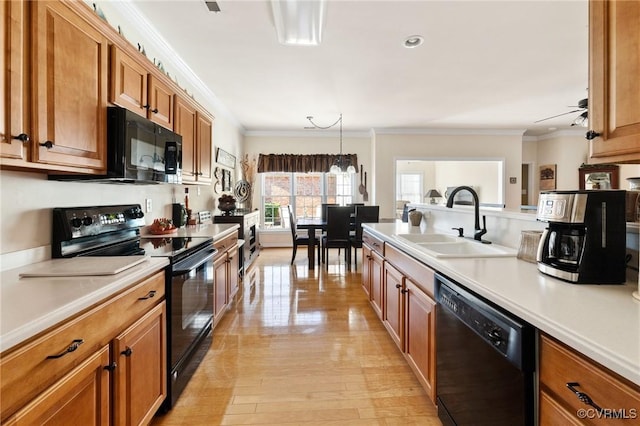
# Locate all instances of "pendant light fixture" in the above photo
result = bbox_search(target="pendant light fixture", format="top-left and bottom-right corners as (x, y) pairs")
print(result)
(306, 113), (356, 174)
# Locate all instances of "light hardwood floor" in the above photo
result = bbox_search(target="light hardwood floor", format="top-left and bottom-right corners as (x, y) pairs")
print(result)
(152, 248), (441, 425)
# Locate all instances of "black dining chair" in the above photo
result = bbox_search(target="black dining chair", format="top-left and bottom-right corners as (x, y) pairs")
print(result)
(321, 206), (353, 268)
(285, 205), (320, 265)
(320, 203), (339, 221)
(350, 205), (380, 269)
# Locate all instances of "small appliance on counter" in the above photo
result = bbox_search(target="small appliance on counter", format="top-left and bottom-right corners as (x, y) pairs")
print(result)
(536, 190), (626, 284)
(172, 203), (188, 228)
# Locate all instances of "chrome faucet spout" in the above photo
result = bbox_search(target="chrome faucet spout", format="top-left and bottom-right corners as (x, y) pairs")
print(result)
(445, 185), (487, 242)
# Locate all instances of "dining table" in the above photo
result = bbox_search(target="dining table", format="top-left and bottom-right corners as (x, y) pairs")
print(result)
(296, 218), (327, 270)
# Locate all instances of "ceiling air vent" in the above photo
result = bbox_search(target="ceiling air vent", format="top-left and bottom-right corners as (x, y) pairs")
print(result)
(205, 1), (220, 12)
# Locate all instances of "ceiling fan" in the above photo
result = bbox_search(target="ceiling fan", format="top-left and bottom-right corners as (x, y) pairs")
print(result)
(534, 98), (588, 127)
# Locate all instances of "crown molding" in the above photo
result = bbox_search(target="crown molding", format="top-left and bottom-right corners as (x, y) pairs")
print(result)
(244, 130), (371, 138)
(107, 0), (245, 133)
(372, 127), (527, 136)
(535, 128), (586, 141)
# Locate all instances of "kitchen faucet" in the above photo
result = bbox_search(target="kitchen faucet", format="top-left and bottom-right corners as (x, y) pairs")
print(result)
(445, 186), (489, 243)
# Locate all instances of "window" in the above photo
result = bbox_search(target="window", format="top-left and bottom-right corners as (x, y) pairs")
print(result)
(397, 173), (423, 204)
(261, 172), (355, 228)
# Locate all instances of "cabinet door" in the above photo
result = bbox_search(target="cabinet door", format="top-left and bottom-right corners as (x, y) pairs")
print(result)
(147, 75), (174, 129)
(30, 0), (107, 170)
(4, 346), (110, 426)
(174, 95), (197, 182)
(109, 46), (148, 117)
(370, 251), (384, 320)
(404, 279), (436, 403)
(589, 0), (640, 163)
(196, 112), (213, 183)
(383, 263), (403, 350)
(213, 254), (229, 325)
(361, 244), (372, 297)
(113, 302), (167, 426)
(227, 244), (240, 299)
(1, 0), (28, 161)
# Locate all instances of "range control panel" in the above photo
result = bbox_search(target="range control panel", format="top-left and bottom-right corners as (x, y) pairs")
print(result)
(53, 204), (146, 240)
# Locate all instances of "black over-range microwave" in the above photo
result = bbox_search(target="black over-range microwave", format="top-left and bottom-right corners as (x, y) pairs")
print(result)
(50, 106), (182, 184)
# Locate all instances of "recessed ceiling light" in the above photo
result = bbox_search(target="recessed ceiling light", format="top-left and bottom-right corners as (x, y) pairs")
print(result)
(404, 35), (424, 48)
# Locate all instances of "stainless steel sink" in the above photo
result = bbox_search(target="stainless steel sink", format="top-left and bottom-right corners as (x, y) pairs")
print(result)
(393, 233), (516, 258)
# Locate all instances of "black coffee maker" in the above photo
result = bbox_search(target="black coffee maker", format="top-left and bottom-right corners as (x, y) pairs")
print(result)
(536, 190), (626, 284)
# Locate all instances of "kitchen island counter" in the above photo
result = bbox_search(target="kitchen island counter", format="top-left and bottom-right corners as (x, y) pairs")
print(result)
(364, 222), (640, 387)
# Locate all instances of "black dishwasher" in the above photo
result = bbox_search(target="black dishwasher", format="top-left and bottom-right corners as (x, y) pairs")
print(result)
(435, 274), (535, 426)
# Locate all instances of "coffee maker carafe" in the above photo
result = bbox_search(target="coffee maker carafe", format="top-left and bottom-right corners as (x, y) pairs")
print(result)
(536, 190), (626, 284)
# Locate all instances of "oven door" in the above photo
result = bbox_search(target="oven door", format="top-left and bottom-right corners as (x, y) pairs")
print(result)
(169, 247), (216, 369)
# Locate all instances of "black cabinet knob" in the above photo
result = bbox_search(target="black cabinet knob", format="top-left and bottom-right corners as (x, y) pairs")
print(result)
(39, 140), (54, 149)
(13, 133), (30, 142)
(585, 130), (600, 140)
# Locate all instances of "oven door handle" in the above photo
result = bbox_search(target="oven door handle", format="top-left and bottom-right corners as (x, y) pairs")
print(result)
(172, 248), (217, 275)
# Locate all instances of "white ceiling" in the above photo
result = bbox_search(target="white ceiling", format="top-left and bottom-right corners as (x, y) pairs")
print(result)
(125, 0), (589, 136)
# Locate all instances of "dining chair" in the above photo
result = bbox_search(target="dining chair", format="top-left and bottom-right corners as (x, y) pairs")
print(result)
(350, 205), (380, 269)
(285, 205), (320, 265)
(321, 206), (353, 268)
(320, 203), (338, 221)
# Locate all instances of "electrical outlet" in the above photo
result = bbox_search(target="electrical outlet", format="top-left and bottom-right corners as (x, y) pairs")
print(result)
(145, 198), (152, 213)
(197, 186), (201, 196)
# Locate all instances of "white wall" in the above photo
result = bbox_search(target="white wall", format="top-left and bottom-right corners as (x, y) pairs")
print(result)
(374, 132), (523, 218)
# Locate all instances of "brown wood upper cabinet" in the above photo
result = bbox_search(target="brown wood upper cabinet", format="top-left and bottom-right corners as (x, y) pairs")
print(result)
(109, 46), (175, 130)
(174, 95), (213, 184)
(1, 0), (28, 162)
(588, 0), (640, 163)
(1, 0), (109, 173)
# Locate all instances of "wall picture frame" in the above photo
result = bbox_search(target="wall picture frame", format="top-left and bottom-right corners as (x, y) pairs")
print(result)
(216, 148), (236, 169)
(578, 164), (619, 190)
(539, 164), (557, 191)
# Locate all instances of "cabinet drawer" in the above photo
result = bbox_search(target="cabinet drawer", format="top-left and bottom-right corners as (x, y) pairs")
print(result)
(385, 243), (435, 298)
(362, 231), (384, 255)
(539, 334), (640, 425)
(214, 232), (238, 258)
(0, 271), (165, 421)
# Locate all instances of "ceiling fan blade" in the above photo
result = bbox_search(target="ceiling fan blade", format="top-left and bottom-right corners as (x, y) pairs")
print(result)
(534, 109), (583, 123)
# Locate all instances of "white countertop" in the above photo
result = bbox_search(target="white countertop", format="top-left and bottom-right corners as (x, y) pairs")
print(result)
(364, 222), (640, 386)
(0, 257), (169, 353)
(0, 224), (238, 354)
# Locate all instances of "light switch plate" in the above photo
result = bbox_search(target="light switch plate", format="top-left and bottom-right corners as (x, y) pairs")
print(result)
(146, 199), (152, 212)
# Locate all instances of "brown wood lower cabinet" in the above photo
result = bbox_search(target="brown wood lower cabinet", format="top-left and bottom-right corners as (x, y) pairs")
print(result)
(382, 245), (436, 403)
(362, 230), (436, 403)
(212, 231), (240, 327)
(113, 303), (167, 426)
(3, 345), (111, 426)
(0, 271), (167, 425)
(539, 333), (640, 425)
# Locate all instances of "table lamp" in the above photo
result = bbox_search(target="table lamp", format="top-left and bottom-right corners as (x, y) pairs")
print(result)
(425, 189), (442, 204)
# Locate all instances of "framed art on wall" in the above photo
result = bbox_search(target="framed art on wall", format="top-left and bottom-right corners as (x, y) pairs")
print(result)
(216, 148), (236, 169)
(539, 164), (557, 190)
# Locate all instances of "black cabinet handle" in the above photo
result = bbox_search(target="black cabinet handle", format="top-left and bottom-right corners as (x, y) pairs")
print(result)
(137, 290), (156, 300)
(13, 133), (30, 143)
(151, 108), (159, 114)
(401, 289), (409, 294)
(39, 140), (54, 149)
(46, 339), (84, 359)
(566, 382), (602, 412)
(395, 284), (402, 289)
(144, 104), (150, 110)
(121, 347), (133, 357)
(104, 362), (117, 372)
(585, 130), (601, 140)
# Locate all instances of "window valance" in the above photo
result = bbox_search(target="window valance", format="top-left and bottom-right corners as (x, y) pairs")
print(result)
(257, 154), (358, 173)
